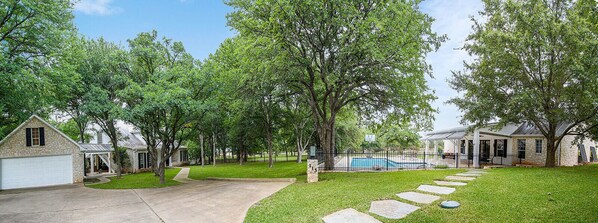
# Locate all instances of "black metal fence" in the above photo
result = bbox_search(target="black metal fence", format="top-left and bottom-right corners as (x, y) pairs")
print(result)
(312, 150), (527, 171)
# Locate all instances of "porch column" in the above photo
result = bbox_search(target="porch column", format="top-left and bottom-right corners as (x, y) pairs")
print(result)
(90, 154), (95, 174)
(433, 141), (438, 164)
(473, 130), (480, 168)
(425, 140), (429, 159)
(455, 139), (460, 168)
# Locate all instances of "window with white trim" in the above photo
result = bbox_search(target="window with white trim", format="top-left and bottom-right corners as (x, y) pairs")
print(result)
(535, 139), (543, 154)
(31, 128), (40, 146)
(517, 139), (526, 159)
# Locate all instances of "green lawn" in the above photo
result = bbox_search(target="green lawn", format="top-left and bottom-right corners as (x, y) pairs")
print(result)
(188, 161), (307, 180)
(245, 165), (598, 223)
(405, 165), (598, 223)
(87, 168), (182, 189)
(245, 169), (462, 222)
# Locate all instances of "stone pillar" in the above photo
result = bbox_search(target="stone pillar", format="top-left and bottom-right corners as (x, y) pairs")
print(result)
(307, 159), (318, 183)
(473, 130), (480, 168)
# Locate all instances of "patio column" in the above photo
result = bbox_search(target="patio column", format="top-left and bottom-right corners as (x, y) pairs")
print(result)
(433, 141), (438, 164)
(473, 130), (480, 168)
(455, 139), (460, 168)
(425, 140), (429, 157)
(90, 154), (95, 174)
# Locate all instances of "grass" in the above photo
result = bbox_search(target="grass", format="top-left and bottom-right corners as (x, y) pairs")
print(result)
(188, 161), (307, 180)
(245, 165), (598, 223)
(245, 169), (462, 222)
(87, 168), (182, 189)
(405, 164), (598, 223)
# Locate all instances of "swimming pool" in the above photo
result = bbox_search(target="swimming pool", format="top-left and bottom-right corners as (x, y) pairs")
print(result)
(350, 158), (426, 169)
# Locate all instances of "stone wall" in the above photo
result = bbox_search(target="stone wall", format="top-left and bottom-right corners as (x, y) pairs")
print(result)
(511, 137), (547, 166)
(0, 117), (84, 183)
(558, 135), (598, 166)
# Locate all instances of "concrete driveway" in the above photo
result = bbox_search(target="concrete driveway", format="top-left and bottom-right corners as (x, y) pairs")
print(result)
(0, 180), (291, 223)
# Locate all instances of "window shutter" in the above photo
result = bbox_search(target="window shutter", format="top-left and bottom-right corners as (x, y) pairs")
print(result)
(39, 127), (45, 146)
(503, 139), (508, 157)
(26, 128), (32, 147)
(493, 140), (497, 155)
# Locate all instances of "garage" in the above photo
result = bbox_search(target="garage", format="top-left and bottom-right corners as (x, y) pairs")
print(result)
(0, 155), (73, 190)
(0, 115), (84, 190)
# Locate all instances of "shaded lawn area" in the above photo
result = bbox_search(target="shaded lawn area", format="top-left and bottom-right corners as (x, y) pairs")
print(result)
(405, 164), (598, 223)
(245, 169), (462, 223)
(246, 165), (598, 223)
(188, 161), (307, 180)
(87, 168), (181, 189)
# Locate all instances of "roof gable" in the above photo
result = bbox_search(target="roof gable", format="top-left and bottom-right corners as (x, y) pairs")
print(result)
(0, 115), (82, 149)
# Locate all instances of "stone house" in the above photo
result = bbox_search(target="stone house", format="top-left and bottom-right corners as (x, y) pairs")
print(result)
(425, 123), (598, 167)
(0, 115), (84, 190)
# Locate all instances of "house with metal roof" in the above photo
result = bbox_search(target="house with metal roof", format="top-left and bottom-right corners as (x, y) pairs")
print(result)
(423, 123), (598, 168)
(88, 122), (188, 173)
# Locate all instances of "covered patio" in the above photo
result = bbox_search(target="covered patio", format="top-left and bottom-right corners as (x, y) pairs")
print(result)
(80, 143), (114, 175)
(423, 124), (521, 168)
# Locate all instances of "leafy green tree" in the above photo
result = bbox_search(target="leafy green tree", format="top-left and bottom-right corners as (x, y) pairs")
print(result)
(55, 118), (92, 143)
(227, 0), (442, 169)
(449, 0), (598, 167)
(377, 124), (420, 151)
(0, 0), (75, 137)
(122, 31), (199, 183)
(81, 38), (130, 178)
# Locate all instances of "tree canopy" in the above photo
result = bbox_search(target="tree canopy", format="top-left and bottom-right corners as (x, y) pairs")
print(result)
(449, 0), (598, 167)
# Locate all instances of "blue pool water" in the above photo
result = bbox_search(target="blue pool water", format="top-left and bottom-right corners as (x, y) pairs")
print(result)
(350, 158), (426, 169)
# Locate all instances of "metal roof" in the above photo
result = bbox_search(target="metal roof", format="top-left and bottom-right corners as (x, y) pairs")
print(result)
(79, 144), (114, 153)
(512, 123), (570, 136)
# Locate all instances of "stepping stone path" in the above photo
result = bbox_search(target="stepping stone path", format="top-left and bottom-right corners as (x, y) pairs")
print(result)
(322, 169), (489, 222)
(455, 173), (482, 177)
(434, 180), (467, 186)
(322, 208), (381, 223)
(446, 175), (476, 181)
(417, 185), (456, 195)
(369, 200), (420, 219)
(397, 192), (440, 204)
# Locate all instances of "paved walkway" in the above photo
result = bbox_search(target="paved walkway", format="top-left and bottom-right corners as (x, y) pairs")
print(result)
(0, 179), (291, 223)
(173, 167), (192, 183)
(323, 169), (489, 222)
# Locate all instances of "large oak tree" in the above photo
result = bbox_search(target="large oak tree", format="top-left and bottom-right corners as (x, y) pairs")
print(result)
(227, 0), (442, 169)
(449, 0), (598, 167)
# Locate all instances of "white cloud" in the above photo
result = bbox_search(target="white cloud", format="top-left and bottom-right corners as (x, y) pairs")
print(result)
(74, 0), (123, 16)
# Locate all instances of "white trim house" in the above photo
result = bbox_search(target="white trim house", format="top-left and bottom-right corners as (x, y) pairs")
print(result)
(424, 123), (598, 168)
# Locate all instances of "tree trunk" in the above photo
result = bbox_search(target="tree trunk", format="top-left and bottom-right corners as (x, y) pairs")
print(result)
(159, 152), (166, 184)
(200, 133), (204, 167)
(296, 136), (303, 163)
(318, 120), (336, 170)
(108, 126), (122, 178)
(545, 133), (558, 167)
(212, 132), (216, 166)
(267, 126), (273, 168)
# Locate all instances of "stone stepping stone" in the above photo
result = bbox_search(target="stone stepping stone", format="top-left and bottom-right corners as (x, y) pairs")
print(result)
(455, 173), (481, 177)
(417, 185), (456, 195)
(468, 170), (487, 173)
(369, 200), (420, 220)
(322, 208), (382, 223)
(434, 180), (467, 186)
(397, 192), (440, 204)
(446, 176), (475, 181)
(465, 171), (487, 174)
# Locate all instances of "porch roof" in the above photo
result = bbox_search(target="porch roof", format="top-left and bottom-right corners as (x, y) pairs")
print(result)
(80, 143), (113, 153)
(424, 123), (521, 141)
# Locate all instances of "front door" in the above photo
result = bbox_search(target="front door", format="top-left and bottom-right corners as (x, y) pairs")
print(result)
(480, 140), (491, 162)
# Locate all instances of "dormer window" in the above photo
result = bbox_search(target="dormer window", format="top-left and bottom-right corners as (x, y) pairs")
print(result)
(26, 127), (45, 146)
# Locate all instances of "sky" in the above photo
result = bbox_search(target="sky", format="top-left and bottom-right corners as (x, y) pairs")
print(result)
(73, 0), (484, 132)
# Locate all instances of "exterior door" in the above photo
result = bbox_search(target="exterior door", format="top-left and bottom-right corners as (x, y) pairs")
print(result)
(480, 140), (491, 161)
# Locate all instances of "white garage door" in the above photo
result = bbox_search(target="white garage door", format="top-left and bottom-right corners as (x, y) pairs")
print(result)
(0, 155), (73, 190)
